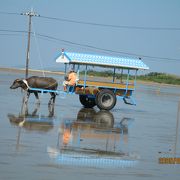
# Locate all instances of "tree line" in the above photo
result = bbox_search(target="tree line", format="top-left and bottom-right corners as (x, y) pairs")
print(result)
(80, 70), (180, 85)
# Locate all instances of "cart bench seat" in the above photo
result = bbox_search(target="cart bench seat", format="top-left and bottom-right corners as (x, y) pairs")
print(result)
(77, 80), (135, 90)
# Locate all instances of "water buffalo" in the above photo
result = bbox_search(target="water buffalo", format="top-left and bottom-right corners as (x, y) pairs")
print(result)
(10, 76), (58, 105)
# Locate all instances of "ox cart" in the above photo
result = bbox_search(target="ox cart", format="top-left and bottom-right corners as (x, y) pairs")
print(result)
(55, 51), (149, 110)
(26, 51), (149, 110)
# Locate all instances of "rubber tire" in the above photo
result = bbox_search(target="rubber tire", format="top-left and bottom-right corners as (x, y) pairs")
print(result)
(96, 89), (116, 110)
(79, 95), (96, 108)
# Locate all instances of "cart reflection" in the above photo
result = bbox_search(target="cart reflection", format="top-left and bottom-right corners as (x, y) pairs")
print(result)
(48, 108), (138, 168)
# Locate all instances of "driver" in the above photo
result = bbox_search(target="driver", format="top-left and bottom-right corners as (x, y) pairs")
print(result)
(63, 69), (77, 91)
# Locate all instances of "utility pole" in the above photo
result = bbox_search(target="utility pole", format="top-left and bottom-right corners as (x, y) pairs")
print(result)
(21, 9), (39, 78)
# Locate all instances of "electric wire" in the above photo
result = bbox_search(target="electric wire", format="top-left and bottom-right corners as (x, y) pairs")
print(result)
(1, 11), (180, 31)
(37, 33), (180, 62)
(1, 11), (180, 60)
(0, 11), (21, 16)
(0, 29), (179, 62)
(0, 29), (180, 62)
(39, 15), (180, 31)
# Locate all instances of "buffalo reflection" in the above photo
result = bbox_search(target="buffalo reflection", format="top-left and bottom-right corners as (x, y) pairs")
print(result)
(48, 108), (137, 168)
(8, 103), (54, 132)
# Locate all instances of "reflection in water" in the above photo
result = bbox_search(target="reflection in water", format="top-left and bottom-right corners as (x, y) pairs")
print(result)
(8, 102), (54, 132)
(7, 101), (55, 150)
(48, 108), (138, 168)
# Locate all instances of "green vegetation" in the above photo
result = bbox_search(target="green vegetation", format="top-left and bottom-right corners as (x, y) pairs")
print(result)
(138, 72), (180, 85)
(81, 70), (180, 85)
(81, 70), (134, 79)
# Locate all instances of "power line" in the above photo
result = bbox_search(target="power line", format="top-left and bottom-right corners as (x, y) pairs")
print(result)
(37, 33), (180, 62)
(0, 33), (25, 36)
(40, 15), (180, 31)
(0, 29), (179, 62)
(0, 29), (27, 34)
(0, 11), (21, 16)
(1, 11), (180, 31)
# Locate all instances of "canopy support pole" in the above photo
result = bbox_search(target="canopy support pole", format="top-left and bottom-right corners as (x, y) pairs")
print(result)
(65, 63), (67, 74)
(84, 65), (88, 88)
(120, 69), (123, 83)
(134, 69), (138, 91)
(77, 64), (80, 80)
(125, 69), (130, 96)
(113, 68), (116, 83)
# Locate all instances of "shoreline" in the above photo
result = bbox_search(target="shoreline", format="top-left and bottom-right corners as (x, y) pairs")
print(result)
(0, 67), (180, 87)
(0, 67), (64, 76)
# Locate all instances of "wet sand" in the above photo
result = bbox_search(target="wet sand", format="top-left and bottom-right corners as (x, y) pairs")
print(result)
(0, 71), (180, 180)
(0, 67), (64, 76)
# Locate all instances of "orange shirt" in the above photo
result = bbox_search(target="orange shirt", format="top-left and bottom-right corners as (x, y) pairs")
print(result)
(68, 72), (77, 86)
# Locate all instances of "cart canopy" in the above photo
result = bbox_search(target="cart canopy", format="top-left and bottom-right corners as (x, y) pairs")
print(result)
(56, 51), (149, 70)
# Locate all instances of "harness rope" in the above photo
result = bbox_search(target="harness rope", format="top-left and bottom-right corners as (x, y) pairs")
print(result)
(32, 20), (45, 77)
(22, 79), (30, 90)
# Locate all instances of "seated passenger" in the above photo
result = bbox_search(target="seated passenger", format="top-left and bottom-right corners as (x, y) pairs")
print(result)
(63, 69), (77, 91)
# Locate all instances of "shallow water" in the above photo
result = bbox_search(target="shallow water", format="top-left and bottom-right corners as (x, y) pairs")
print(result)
(0, 71), (180, 180)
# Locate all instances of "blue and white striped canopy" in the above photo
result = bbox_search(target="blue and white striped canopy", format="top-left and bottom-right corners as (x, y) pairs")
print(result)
(56, 51), (149, 70)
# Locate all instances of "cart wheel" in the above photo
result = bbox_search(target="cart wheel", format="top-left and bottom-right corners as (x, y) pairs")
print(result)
(96, 89), (116, 110)
(79, 95), (96, 108)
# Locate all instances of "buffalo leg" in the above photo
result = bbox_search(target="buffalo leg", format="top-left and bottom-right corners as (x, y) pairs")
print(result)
(24, 91), (30, 104)
(34, 92), (40, 105)
(49, 92), (56, 105)
(52, 92), (56, 104)
(48, 103), (54, 117)
(32, 103), (40, 116)
(21, 98), (28, 115)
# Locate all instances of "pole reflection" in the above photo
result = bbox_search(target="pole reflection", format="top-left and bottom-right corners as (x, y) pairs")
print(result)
(48, 108), (138, 168)
(7, 99), (55, 150)
(8, 103), (54, 132)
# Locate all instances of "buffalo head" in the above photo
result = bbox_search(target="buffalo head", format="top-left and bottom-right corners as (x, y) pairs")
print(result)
(10, 79), (27, 90)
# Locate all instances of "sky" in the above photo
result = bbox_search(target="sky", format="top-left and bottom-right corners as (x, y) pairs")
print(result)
(0, 0), (180, 75)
